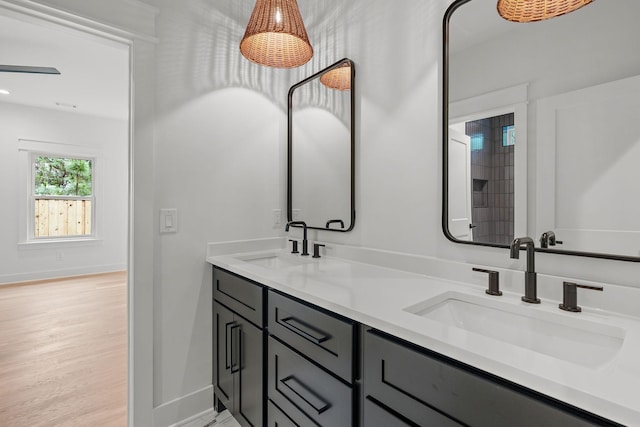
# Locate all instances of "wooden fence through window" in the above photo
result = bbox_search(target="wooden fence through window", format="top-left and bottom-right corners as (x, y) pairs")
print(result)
(34, 199), (92, 237)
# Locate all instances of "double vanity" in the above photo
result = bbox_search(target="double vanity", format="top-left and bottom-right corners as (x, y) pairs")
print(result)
(207, 237), (640, 426)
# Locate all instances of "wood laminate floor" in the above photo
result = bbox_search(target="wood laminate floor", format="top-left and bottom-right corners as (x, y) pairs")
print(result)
(0, 272), (127, 427)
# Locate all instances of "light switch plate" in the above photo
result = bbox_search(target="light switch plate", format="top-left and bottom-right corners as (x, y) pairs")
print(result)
(160, 208), (178, 233)
(272, 209), (282, 228)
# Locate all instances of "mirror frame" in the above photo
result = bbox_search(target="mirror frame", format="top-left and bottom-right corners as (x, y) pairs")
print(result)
(442, 0), (640, 262)
(287, 58), (356, 232)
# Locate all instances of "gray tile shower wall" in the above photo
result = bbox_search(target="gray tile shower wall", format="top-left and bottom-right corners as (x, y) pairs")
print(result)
(467, 113), (514, 245)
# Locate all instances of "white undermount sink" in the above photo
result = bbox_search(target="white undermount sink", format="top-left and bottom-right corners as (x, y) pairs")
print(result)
(404, 291), (625, 368)
(235, 251), (314, 269)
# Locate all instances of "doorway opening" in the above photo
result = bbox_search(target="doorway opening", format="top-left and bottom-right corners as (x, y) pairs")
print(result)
(0, 7), (130, 425)
(451, 112), (515, 245)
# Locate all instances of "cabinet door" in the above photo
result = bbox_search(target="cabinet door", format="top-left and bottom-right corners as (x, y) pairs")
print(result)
(364, 329), (463, 426)
(364, 329), (607, 427)
(235, 318), (264, 427)
(267, 400), (298, 427)
(363, 397), (418, 427)
(213, 301), (235, 411)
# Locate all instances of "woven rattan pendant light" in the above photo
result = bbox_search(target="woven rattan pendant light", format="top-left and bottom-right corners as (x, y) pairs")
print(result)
(320, 64), (351, 91)
(240, 0), (313, 68)
(497, 0), (592, 23)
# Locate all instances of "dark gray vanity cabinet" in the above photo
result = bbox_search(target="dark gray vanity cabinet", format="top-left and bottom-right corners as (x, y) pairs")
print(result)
(267, 290), (358, 426)
(210, 266), (621, 427)
(213, 267), (265, 427)
(363, 328), (613, 427)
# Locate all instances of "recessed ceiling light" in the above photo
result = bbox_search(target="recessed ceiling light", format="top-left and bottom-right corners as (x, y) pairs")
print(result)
(0, 89), (10, 95)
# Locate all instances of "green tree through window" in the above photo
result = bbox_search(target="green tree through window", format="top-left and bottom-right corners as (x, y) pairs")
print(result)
(32, 156), (94, 238)
(35, 157), (92, 196)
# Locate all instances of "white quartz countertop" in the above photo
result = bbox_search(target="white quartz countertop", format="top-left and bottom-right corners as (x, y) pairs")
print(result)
(206, 238), (640, 426)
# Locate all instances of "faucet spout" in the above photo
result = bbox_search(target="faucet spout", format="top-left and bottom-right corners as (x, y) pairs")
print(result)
(509, 239), (522, 259)
(510, 236), (535, 272)
(285, 221), (309, 256)
(510, 236), (540, 304)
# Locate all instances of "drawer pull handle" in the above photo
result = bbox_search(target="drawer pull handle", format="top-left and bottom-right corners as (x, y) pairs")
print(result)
(280, 375), (330, 415)
(280, 316), (330, 345)
(225, 321), (236, 370)
(230, 324), (242, 374)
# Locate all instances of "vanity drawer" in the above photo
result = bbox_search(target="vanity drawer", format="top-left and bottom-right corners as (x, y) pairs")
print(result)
(267, 399), (297, 427)
(364, 328), (605, 427)
(268, 336), (353, 427)
(268, 290), (355, 382)
(213, 267), (263, 327)
(363, 396), (440, 427)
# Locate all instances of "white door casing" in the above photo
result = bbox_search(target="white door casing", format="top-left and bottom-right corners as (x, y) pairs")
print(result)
(448, 128), (473, 241)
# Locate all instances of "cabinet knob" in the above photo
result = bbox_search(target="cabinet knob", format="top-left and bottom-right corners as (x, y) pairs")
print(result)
(473, 267), (502, 296)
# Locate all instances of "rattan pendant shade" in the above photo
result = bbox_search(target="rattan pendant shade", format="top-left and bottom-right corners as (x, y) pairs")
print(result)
(240, 0), (313, 68)
(320, 64), (351, 91)
(497, 0), (592, 22)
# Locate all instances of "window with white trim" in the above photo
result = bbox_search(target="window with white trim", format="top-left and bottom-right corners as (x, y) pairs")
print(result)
(30, 154), (95, 239)
(18, 139), (102, 246)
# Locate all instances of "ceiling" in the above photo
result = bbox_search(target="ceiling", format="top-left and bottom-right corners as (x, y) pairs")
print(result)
(0, 10), (129, 120)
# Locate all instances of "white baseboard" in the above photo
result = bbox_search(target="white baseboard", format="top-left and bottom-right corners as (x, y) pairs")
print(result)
(0, 263), (126, 285)
(153, 385), (214, 427)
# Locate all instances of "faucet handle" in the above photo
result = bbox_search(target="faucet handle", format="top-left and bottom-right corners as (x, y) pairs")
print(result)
(559, 282), (603, 312)
(312, 243), (325, 258)
(288, 239), (299, 254)
(473, 268), (502, 296)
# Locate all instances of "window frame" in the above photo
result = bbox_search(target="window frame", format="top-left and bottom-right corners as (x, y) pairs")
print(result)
(502, 124), (515, 147)
(18, 139), (102, 246)
(30, 153), (96, 240)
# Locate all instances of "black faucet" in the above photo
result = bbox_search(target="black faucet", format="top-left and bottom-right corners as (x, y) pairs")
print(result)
(285, 221), (309, 256)
(540, 231), (563, 248)
(510, 236), (540, 304)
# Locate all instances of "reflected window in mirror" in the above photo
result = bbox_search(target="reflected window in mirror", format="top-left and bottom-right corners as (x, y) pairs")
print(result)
(288, 58), (355, 232)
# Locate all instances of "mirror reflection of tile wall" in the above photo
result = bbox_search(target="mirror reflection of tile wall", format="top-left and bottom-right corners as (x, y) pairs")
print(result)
(466, 113), (514, 245)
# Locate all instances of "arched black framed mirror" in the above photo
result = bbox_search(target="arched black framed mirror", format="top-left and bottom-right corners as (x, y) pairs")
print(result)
(287, 58), (356, 232)
(443, 0), (640, 261)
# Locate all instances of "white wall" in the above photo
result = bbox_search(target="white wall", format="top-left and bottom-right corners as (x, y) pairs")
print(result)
(149, 0), (442, 416)
(151, 0), (284, 412)
(0, 101), (128, 284)
(449, 0), (640, 104)
(536, 76), (640, 256)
